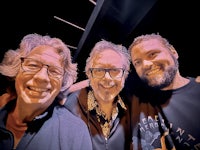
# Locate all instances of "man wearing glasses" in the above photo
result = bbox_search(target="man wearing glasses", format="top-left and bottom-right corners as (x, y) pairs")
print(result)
(0, 33), (93, 150)
(64, 39), (132, 150)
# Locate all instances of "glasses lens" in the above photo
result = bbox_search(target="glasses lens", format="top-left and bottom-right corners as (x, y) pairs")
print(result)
(48, 67), (64, 78)
(109, 68), (123, 78)
(90, 68), (124, 79)
(22, 58), (42, 72)
(91, 68), (105, 78)
(21, 58), (63, 79)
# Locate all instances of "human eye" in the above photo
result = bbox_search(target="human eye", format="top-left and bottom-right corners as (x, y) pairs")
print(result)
(93, 68), (104, 74)
(133, 60), (141, 67)
(110, 68), (122, 77)
(148, 51), (158, 59)
(24, 60), (41, 70)
(110, 68), (121, 74)
(48, 67), (63, 76)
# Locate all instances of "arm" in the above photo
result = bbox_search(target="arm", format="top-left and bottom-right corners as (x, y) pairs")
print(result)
(195, 76), (200, 83)
(59, 79), (89, 105)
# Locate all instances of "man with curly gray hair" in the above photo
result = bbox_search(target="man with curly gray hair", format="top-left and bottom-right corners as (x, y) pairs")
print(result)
(64, 39), (132, 150)
(0, 33), (92, 150)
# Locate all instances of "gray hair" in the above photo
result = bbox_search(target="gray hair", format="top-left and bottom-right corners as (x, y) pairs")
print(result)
(85, 39), (131, 77)
(0, 33), (77, 92)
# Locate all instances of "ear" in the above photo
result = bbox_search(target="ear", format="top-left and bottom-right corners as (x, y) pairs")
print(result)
(86, 70), (92, 78)
(169, 45), (179, 59)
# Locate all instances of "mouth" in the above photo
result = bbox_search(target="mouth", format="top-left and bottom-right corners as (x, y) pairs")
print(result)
(100, 84), (115, 89)
(26, 86), (51, 98)
(25, 86), (51, 99)
(146, 67), (161, 76)
(28, 86), (49, 92)
(102, 86), (113, 89)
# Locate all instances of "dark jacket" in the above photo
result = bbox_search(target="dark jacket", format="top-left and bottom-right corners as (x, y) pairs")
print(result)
(65, 88), (132, 150)
(0, 100), (93, 150)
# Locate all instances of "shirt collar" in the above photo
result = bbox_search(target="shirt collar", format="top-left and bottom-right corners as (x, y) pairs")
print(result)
(87, 90), (127, 111)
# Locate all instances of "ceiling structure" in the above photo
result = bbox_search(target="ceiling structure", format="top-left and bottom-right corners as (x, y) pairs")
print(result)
(0, 0), (199, 81)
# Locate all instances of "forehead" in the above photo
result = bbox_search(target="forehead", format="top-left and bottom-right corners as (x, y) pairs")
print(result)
(26, 45), (63, 67)
(27, 45), (61, 60)
(132, 39), (164, 51)
(92, 49), (123, 66)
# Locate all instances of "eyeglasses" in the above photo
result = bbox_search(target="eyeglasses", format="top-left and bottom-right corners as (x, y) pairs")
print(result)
(89, 68), (125, 79)
(20, 57), (64, 79)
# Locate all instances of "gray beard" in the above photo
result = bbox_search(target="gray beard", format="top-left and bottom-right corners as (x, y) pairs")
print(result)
(142, 57), (179, 89)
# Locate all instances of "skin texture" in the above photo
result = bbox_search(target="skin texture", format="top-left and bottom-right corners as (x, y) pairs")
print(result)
(87, 49), (126, 118)
(130, 38), (189, 90)
(7, 45), (64, 147)
(129, 34), (200, 150)
(15, 45), (63, 112)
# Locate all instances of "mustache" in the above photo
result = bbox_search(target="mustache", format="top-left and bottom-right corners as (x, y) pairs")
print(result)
(142, 64), (163, 75)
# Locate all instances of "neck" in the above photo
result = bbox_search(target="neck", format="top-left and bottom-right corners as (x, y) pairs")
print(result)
(6, 109), (27, 149)
(162, 72), (189, 90)
(97, 100), (116, 120)
(14, 97), (46, 123)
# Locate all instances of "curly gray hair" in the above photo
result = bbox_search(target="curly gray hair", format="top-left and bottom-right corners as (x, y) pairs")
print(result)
(0, 33), (77, 92)
(85, 39), (131, 78)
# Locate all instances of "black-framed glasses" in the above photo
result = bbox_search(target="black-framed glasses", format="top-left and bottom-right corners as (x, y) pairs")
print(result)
(89, 68), (125, 79)
(20, 57), (64, 79)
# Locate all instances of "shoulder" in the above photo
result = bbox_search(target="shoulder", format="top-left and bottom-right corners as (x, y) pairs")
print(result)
(51, 106), (92, 150)
(65, 88), (89, 106)
(188, 77), (200, 85)
(64, 89), (81, 108)
(59, 79), (89, 105)
(53, 106), (87, 127)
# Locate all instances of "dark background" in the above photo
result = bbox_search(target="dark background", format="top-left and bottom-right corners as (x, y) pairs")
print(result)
(0, 0), (199, 82)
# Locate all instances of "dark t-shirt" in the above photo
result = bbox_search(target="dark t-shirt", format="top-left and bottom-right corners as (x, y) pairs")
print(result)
(128, 77), (200, 150)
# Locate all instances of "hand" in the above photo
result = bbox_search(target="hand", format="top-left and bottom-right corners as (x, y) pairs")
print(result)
(196, 76), (200, 83)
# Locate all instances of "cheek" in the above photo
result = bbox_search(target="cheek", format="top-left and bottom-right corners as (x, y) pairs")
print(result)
(89, 79), (98, 90)
(51, 79), (62, 91)
(15, 73), (30, 95)
(117, 78), (125, 90)
(134, 67), (142, 76)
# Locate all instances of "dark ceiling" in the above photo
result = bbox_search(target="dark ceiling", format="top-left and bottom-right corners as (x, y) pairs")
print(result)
(1, 0), (199, 81)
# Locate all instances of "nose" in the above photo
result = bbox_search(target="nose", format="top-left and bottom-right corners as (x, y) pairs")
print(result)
(33, 66), (50, 81)
(143, 60), (153, 67)
(104, 71), (112, 79)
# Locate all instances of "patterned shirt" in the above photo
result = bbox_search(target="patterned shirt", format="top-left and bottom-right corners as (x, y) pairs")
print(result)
(87, 90), (126, 138)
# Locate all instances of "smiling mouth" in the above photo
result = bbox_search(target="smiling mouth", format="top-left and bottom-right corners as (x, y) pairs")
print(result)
(146, 68), (160, 75)
(145, 65), (163, 76)
(103, 86), (113, 89)
(100, 84), (115, 90)
(28, 86), (49, 92)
